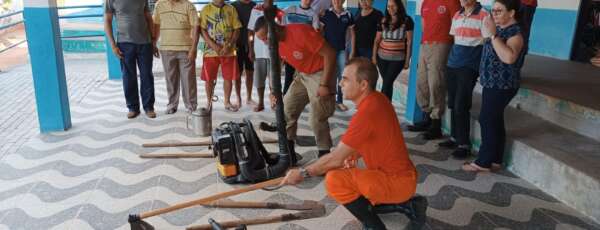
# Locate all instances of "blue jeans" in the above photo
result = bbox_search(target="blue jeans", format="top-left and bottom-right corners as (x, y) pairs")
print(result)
(118, 43), (155, 112)
(335, 50), (348, 104)
(475, 87), (518, 168)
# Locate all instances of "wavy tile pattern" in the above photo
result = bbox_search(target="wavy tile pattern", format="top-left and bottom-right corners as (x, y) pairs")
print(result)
(0, 68), (599, 230)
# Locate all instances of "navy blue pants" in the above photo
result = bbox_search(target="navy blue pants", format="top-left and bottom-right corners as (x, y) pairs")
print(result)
(475, 87), (518, 168)
(446, 67), (478, 147)
(355, 48), (373, 59)
(376, 57), (405, 101)
(118, 43), (155, 112)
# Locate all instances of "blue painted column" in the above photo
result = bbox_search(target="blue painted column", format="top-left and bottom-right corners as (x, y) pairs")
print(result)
(405, 0), (424, 123)
(23, 0), (71, 132)
(104, 19), (121, 80)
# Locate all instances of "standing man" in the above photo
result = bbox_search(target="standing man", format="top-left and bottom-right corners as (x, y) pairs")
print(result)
(104, 0), (157, 119)
(407, 0), (460, 140)
(153, 0), (199, 114)
(199, 0), (242, 112)
(281, 58), (427, 230)
(254, 16), (336, 159)
(320, 0), (354, 111)
(281, 0), (321, 95)
(232, 0), (257, 109)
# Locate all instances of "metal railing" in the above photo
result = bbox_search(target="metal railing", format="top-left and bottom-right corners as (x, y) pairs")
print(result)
(0, 0), (300, 53)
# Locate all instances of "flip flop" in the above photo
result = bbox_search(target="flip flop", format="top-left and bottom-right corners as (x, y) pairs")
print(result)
(461, 161), (490, 172)
(224, 104), (239, 112)
(253, 104), (265, 112)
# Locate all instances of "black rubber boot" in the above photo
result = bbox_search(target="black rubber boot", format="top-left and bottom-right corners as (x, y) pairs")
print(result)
(451, 147), (471, 159)
(288, 140), (300, 165)
(373, 196), (428, 230)
(421, 119), (443, 140)
(407, 113), (431, 132)
(343, 196), (387, 230)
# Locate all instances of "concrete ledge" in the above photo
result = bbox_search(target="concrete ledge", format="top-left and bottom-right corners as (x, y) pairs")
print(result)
(461, 93), (600, 223)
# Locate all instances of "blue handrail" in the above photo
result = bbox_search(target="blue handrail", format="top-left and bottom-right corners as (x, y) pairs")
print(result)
(0, 10), (23, 20)
(58, 14), (104, 19)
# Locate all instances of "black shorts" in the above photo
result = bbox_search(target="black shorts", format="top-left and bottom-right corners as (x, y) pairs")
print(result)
(236, 46), (254, 71)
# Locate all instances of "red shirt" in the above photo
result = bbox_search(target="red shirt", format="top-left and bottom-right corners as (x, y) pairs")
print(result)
(420, 0), (461, 43)
(342, 92), (416, 176)
(521, 0), (537, 7)
(279, 24), (324, 74)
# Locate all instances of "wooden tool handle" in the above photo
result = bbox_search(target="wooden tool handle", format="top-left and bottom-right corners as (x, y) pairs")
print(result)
(139, 152), (214, 158)
(186, 215), (283, 230)
(142, 140), (212, 148)
(138, 177), (284, 219)
(204, 200), (272, 209)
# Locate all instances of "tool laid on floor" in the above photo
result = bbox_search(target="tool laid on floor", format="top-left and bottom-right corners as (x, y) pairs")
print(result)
(138, 151), (214, 159)
(128, 177), (284, 230)
(186, 203), (326, 230)
(140, 136), (277, 148)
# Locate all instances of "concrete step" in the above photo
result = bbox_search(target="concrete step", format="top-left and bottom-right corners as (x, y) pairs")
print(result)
(515, 55), (600, 142)
(440, 91), (600, 224)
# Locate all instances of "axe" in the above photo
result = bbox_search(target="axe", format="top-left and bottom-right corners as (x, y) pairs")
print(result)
(186, 202), (326, 230)
(128, 177), (283, 230)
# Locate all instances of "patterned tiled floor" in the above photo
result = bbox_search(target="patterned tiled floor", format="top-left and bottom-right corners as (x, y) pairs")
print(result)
(0, 57), (599, 229)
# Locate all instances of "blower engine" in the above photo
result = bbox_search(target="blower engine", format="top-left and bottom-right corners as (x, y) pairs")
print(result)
(212, 118), (291, 184)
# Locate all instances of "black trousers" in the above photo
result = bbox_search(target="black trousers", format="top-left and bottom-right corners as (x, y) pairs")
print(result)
(376, 57), (405, 101)
(475, 87), (518, 168)
(446, 67), (478, 147)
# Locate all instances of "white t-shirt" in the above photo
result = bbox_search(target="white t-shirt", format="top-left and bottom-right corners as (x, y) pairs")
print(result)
(248, 6), (270, 59)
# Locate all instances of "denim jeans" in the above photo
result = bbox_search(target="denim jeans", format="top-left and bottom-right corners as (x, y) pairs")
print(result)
(475, 87), (518, 168)
(376, 56), (405, 101)
(335, 50), (348, 104)
(446, 67), (478, 147)
(118, 42), (155, 112)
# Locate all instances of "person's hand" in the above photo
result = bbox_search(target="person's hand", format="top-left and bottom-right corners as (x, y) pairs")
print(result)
(371, 56), (377, 65)
(249, 49), (255, 62)
(280, 168), (304, 186)
(317, 85), (330, 97)
(349, 51), (355, 60)
(403, 61), (410, 70)
(111, 45), (123, 59)
(344, 157), (357, 169)
(152, 44), (160, 58)
(187, 49), (197, 62)
(484, 15), (497, 38)
(210, 43), (223, 54)
(219, 43), (232, 56)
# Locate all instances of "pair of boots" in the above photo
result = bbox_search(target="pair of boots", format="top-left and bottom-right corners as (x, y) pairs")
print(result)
(344, 196), (428, 230)
(407, 113), (442, 140)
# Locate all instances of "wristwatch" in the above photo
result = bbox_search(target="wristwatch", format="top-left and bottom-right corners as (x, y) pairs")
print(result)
(299, 167), (311, 178)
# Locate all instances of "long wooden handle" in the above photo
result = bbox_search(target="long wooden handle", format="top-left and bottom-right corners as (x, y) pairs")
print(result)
(139, 152), (213, 158)
(141, 137), (276, 148)
(186, 215), (283, 230)
(204, 200), (271, 209)
(138, 177), (284, 219)
(142, 140), (212, 148)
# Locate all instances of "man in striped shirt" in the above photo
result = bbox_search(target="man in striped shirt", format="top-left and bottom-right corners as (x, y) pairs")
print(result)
(440, 0), (491, 158)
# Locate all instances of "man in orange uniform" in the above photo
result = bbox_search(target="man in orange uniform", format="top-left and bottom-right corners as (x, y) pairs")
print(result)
(281, 58), (428, 230)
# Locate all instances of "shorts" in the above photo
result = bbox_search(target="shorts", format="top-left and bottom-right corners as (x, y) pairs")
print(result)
(236, 47), (254, 71)
(253, 58), (270, 89)
(201, 56), (239, 81)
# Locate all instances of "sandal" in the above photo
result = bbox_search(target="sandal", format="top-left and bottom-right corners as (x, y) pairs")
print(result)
(224, 103), (239, 112)
(491, 163), (502, 171)
(461, 161), (490, 172)
(253, 104), (265, 112)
